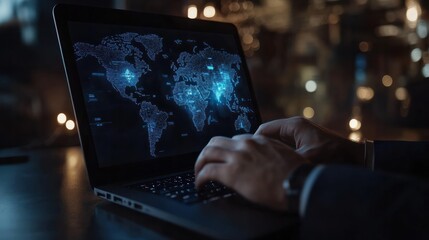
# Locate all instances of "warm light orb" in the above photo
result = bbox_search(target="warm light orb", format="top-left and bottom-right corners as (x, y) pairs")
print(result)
(303, 107), (315, 119)
(57, 113), (67, 124)
(376, 25), (400, 37)
(242, 34), (254, 45)
(187, 5), (198, 19)
(305, 80), (317, 93)
(349, 118), (362, 131)
(356, 86), (374, 101)
(406, 6), (419, 22)
(65, 120), (75, 131)
(395, 87), (408, 101)
(203, 5), (216, 18)
(382, 75), (393, 87)
(349, 131), (362, 142)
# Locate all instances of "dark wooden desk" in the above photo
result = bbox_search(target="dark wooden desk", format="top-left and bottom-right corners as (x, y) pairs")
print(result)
(0, 146), (214, 240)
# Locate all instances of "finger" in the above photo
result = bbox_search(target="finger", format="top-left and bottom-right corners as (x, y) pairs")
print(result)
(194, 146), (235, 175)
(231, 134), (254, 140)
(264, 137), (294, 151)
(206, 136), (235, 149)
(195, 163), (231, 189)
(296, 146), (318, 159)
(263, 137), (301, 159)
(232, 134), (261, 151)
(255, 118), (303, 146)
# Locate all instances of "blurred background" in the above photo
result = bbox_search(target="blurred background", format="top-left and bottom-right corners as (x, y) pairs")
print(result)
(1, 0), (429, 149)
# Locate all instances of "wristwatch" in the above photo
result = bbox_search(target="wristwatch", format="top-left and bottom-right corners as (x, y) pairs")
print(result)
(282, 164), (315, 213)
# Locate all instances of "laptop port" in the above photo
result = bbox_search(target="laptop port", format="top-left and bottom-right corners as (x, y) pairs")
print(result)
(96, 191), (106, 198)
(106, 193), (111, 200)
(113, 196), (122, 203)
(133, 203), (142, 210)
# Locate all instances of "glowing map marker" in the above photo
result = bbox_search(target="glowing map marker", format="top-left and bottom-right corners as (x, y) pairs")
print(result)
(186, 89), (194, 96)
(214, 82), (226, 102)
(220, 71), (230, 81)
(207, 65), (214, 70)
(122, 69), (136, 83)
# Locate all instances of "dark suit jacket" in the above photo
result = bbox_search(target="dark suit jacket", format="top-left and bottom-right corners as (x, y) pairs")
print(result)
(301, 141), (429, 240)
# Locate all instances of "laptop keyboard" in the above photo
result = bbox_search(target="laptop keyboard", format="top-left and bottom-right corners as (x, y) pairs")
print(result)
(130, 171), (235, 204)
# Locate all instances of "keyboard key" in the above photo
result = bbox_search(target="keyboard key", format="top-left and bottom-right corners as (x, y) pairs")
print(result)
(129, 172), (234, 204)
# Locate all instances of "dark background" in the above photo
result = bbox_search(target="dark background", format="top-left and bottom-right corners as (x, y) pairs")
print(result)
(1, 0), (429, 150)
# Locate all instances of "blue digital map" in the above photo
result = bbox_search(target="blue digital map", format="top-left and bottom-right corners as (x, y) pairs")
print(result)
(74, 32), (252, 158)
(139, 101), (169, 157)
(172, 47), (251, 132)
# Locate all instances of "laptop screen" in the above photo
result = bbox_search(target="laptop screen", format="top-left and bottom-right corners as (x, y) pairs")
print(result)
(67, 22), (260, 167)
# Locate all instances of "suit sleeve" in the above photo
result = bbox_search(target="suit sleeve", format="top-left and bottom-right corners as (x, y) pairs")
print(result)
(374, 141), (429, 179)
(300, 165), (429, 240)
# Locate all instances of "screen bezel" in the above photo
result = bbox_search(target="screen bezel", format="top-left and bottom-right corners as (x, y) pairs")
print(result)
(53, 4), (262, 187)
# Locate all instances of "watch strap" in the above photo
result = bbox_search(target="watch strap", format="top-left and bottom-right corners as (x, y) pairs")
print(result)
(282, 164), (315, 213)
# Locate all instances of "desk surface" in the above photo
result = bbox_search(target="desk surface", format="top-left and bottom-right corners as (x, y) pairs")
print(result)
(0, 146), (297, 240)
(0, 146), (219, 240)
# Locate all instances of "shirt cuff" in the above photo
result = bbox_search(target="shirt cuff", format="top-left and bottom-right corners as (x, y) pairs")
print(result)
(299, 165), (325, 218)
(364, 140), (374, 170)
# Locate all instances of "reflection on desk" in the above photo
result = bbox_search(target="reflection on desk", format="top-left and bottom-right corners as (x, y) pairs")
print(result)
(0, 147), (207, 240)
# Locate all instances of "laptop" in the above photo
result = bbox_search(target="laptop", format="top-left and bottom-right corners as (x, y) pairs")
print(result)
(53, 4), (296, 239)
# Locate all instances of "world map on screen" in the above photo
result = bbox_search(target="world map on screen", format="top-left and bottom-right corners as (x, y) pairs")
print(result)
(74, 32), (252, 157)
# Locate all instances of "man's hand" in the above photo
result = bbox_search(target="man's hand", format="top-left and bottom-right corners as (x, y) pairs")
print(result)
(194, 134), (309, 211)
(255, 116), (365, 165)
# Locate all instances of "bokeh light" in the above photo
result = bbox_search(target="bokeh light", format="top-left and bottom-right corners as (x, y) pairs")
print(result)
(381, 75), (393, 87)
(422, 64), (429, 78)
(395, 87), (408, 101)
(406, 5), (419, 22)
(417, 21), (428, 38)
(303, 107), (315, 119)
(65, 120), (75, 131)
(411, 48), (422, 62)
(57, 113), (67, 124)
(187, 5), (198, 19)
(349, 118), (362, 131)
(203, 5), (216, 18)
(242, 34), (254, 45)
(348, 131), (362, 142)
(356, 86), (374, 101)
(305, 80), (317, 93)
